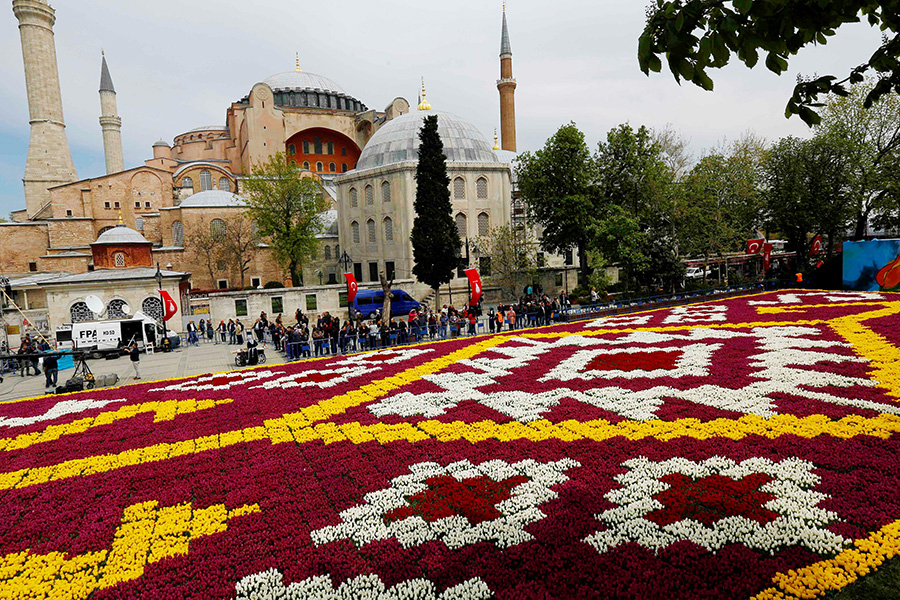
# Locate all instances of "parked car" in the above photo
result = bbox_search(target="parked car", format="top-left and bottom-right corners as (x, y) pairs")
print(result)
(685, 266), (709, 279)
(353, 289), (421, 319)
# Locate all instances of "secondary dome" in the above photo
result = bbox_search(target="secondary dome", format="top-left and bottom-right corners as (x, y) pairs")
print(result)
(93, 225), (149, 245)
(356, 110), (500, 171)
(179, 190), (246, 208)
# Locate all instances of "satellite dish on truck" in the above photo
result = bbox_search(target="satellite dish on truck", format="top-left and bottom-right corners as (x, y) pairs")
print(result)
(121, 303), (131, 315)
(85, 295), (104, 315)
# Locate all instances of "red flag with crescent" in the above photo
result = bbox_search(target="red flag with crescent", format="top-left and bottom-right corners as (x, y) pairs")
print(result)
(344, 273), (359, 303)
(762, 243), (774, 272)
(159, 290), (178, 322)
(464, 268), (483, 306)
(746, 238), (765, 254)
(809, 235), (823, 257)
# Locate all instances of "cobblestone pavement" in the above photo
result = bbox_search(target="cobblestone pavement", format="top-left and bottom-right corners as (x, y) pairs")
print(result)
(0, 340), (252, 403)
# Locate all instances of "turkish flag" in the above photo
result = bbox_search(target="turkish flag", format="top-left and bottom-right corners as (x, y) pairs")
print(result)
(159, 290), (178, 322)
(809, 235), (823, 257)
(464, 268), (483, 306)
(344, 273), (358, 303)
(762, 243), (774, 272)
(746, 238), (765, 254)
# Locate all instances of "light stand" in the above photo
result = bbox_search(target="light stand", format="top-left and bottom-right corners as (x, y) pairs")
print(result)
(154, 263), (168, 351)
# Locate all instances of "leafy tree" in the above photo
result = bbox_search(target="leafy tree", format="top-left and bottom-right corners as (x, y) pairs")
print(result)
(817, 79), (900, 238)
(515, 123), (597, 286)
(242, 152), (330, 287)
(764, 136), (851, 266)
(476, 224), (539, 300)
(594, 124), (681, 291)
(410, 115), (461, 306)
(677, 141), (765, 281)
(653, 124), (693, 181)
(638, 1), (900, 125)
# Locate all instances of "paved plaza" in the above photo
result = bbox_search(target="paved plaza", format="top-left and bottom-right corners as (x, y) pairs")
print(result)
(0, 340), (250, 403)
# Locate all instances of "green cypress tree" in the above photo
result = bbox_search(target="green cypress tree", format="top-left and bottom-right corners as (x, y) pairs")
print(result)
(411, 115), (461, 307)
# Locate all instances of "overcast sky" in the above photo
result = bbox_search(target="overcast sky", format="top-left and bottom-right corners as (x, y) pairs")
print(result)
(0, 0), (884, 217)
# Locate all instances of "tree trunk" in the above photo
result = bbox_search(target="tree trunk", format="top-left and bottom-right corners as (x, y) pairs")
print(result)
(578, 242), (590, 289)
(433, 286), (441, 311)
(289, 261), (301, 287)
(854, 211), (867, 240)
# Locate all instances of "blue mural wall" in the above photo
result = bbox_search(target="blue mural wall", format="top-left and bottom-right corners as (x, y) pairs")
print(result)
(843, 240), (900, 291)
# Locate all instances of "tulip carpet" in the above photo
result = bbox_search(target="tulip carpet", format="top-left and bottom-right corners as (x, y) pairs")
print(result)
(2, 290), (900, 599)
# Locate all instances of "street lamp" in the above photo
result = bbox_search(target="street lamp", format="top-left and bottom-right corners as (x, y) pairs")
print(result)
(0, 276), (10, 356)
(154, 263), (168, 352)
(338, 250), (352, 275)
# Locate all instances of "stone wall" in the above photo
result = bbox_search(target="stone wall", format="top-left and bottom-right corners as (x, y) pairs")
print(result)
(0, 223), (49, 274)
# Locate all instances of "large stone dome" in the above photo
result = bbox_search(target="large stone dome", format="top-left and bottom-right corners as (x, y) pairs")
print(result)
(356, 110), (500, 171)
(247, 70), (367, 112)
(262, 71), (346, 95)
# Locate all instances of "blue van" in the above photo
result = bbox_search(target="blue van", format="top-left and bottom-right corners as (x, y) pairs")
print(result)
(353, 289), (422, 319)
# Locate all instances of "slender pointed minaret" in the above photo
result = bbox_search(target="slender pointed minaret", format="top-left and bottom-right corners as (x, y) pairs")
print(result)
(99, 51), (124, 174)
(497, 3), (517, 152)
(13, 0), (78, 218)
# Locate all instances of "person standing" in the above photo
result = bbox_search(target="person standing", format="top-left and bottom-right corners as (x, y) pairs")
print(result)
(227, 320), (236, 345)
(236, 320), (244, 345)
(43, 352), (58, 391)
(128, 343), (141, 380)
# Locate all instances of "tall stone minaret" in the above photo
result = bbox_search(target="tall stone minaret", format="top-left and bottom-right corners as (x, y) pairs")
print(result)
(12, 0), (77, 218)
(99, 52), (124, 174)
(497, 3), (517, 152)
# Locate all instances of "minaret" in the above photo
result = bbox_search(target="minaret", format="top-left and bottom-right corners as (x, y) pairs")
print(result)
(497, 3), (517, 152)
(99, 51), (124, 174)
(12, 0), (78, 218)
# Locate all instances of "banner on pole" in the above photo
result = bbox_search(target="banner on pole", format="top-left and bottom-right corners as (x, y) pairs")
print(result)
(344, 273), (359, 303)
(464, 268), (483, 306)
(159, 290), (178, 322)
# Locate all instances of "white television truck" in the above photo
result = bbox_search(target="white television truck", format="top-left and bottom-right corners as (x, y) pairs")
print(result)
(56, 313), (178, 358)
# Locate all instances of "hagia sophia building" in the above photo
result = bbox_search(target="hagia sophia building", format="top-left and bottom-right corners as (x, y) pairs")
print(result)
(0, 0), (568, 344)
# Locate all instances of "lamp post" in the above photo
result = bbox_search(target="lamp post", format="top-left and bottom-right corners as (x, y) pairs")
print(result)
(338, 251), (353, 320)
(0, 276), (10, 356)
(154, 263), (168, 351)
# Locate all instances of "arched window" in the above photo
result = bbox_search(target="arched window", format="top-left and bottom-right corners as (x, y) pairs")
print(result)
(288, 143), (296, 155)
(324, 245), (332, 260)
(351, 221), (360, 243)
(335, 243), (340, 256)
(478, 212), (490, 236)
(455, 213), (467, 239)
(316, 162), (323, 172)
(342, 163), (348, 172)
(303, 140), (310, 154)
(329, 162), (336, 172)
(349, 188), (358, 208)
(218, 177), (230, 191)
(327, 142), (334, 154)
(314, 136), (323, 154)
(210, 218), (226, 241)
(365, 185), (374, 205)
(367, 218), (376, 244)
(200, 170), (212, 191)
(107, 299), (128, 319)
(382, 181), (391, 203)
(453, 177), (465, 200)
(383, 217), (394, 242)
(172, 221), (184, 246)
(70, 301), (95, 324)
(142, 297), (164, 323)
(303, 161), (310, 170)
(181, 177), (193, 189)
(476, 177), (488, 199)
(113, 252), (126, 268)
